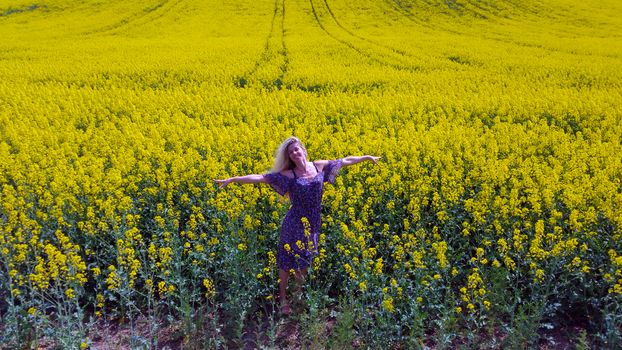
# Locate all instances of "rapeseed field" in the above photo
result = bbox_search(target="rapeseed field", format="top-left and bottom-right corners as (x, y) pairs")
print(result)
(1, 0), (621, 348)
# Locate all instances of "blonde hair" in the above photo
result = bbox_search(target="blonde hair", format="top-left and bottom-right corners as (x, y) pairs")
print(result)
(272, 136), (307, 173)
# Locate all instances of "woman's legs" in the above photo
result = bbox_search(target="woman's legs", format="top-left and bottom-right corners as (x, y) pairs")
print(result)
(294, 268), (308, 291)
(278, 267), (308, 315)
(278, 269), (291, 314)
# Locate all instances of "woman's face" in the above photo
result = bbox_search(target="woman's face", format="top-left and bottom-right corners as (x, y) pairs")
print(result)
(287, 142), (306, 163)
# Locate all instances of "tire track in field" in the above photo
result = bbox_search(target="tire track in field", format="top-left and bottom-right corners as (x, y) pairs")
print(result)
(502, 0), (558, 18)
(80, 0), (169, 35)
(309, 0), (420, 74)
(130, 0), (189, 32)
(385, 0), (527, 53)
(383, 0), (507, 46)
(420, 0), (488, 19)
(383, 0), (465, 36)
(383, 0), (600, 59)
(276, 0), (290, 89)
(80, 0), (183, 36)
(385, 0), (511, 49)
(110, 0), (186, 34)
(234, 0), (289, 90)
(234, 0), (279, 87)
(322, 0), (414, 58)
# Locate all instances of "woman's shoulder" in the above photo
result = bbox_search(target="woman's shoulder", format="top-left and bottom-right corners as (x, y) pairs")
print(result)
(313, 159), (332, 171)
(278, 169), (296, 179)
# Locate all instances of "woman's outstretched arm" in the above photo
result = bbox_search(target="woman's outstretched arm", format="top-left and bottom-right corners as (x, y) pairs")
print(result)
(341, 155), (381, 167)
(214, 174), (267, 189)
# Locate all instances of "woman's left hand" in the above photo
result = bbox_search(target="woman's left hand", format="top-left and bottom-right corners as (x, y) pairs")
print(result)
(367, 155), (381, 165)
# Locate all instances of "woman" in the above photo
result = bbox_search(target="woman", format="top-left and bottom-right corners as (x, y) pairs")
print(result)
(214, 136), (380, 315)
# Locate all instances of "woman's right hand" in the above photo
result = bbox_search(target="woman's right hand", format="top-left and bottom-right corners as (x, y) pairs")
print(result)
(213, 178), (232, 189)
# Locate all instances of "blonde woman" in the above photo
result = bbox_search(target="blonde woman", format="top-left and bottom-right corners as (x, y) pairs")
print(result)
(214, 136), (380, 315)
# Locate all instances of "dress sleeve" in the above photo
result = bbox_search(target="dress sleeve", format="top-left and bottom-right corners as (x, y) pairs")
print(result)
(263, 173), (289, 196)
(323, 159), (343, 184)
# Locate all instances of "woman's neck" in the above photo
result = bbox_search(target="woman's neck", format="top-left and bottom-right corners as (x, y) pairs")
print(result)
(293, 161), (311, 175)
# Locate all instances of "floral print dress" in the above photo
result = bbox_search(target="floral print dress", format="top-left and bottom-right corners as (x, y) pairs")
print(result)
(263, 159), (343, 270)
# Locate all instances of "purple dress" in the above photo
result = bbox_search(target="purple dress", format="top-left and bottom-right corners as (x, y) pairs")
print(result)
(263, 159), (343, 270)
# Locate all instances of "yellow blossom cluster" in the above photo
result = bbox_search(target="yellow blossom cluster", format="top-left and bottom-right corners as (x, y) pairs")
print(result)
(457, 268), (490, 314)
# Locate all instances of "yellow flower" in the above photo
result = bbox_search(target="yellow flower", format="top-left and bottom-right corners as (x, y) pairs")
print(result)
(296, 240), (304, 250)
(432, 241), (448, 268)
(158, 281), (167, 296)
(382, 296), (395, 313)
(106, 269), (120, 291)
(301, 217), (311, 237)
(268, 251), (277, 266)
(374, 258), (384, 274)
(476, 248), (484, 258)
(203, 278), (216, 299)
(535, 269), (545, 282)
